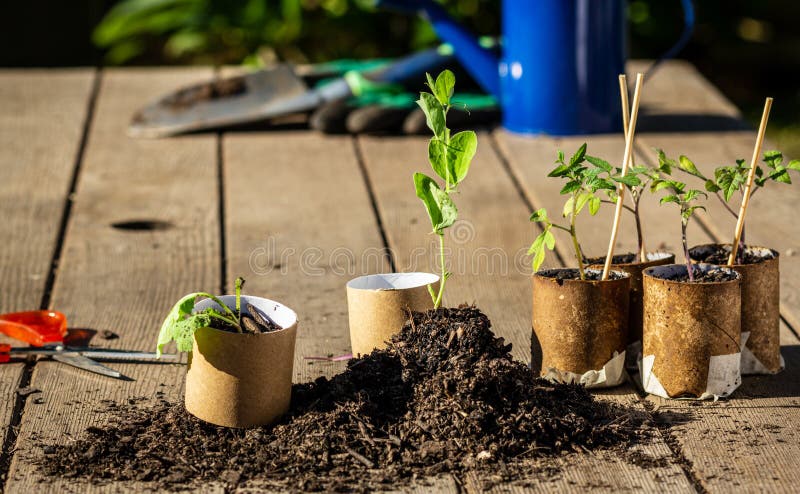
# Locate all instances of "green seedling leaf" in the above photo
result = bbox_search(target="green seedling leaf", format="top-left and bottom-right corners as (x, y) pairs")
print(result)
(660, 194), (680, 205)
(428, 138), (449, 184)
(562, 196), (574, 218)
(575, 191), (592, 215)
(787, 160), (800, 171)
(527, 225), (555, 272)
(764, 150), (783, 168)
(704, 179), (721, 193)
(678, 155), (704, 178)
(585, 155), (612, 172)
(414, 172), (457, 232)
(560, 180), (582, 195)
(417, 92), (446, 138)
(425, 73), (436, 92)
(588, 196), (601, 215)
(529, 208), (548, 223)
(448, 130), (477, 184)
(434, 69), (455, 106)
(548, 162), (571, 178)
(614, 173), (641, 187)
(157, 293), (199, 356)
(569, 143), (587, 166)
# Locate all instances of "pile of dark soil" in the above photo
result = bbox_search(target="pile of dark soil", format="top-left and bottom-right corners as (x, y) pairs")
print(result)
(691, 244), (775, 265)
(41, 307), (652, 492)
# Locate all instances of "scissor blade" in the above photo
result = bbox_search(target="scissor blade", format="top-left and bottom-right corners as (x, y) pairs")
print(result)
(76, 349), (182, 363)
(52, 353), (123, 379)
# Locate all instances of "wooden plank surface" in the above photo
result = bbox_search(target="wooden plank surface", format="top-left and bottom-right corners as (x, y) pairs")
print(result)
(4, 67), (221, 493)
(0, 69), (95, 481)
(358, 133), (693, 491)
(221, 131), (391, 382)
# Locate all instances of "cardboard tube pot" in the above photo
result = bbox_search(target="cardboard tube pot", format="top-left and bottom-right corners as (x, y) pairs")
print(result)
(589, 252), (675, 369)
(531, 268), (630, 388)
(185, 295), (298, 428)
(347, 273), (439, 356)
(690, 244), (782, 374)
(642, 264), (742, 399)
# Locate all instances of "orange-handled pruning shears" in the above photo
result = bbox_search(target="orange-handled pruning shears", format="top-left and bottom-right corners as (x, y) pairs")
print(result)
(0, 310), (179, 379)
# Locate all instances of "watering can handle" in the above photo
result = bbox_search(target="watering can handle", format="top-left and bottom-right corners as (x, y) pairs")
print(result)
(373, 0), (500, 98)
(374, 0), (695, 90)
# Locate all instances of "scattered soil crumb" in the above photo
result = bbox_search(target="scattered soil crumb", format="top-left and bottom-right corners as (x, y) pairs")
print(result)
(41, 307), (657, 492)
(17, 387), (40, 397)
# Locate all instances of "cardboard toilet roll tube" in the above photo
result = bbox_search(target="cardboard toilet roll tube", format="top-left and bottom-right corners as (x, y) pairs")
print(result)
(347, 272), (439, 356)
(531, 268), (631, 388)
(589, 252), (675, 366)
(185, 295), (297, 428)
(689, 244), (782, 375)
(642, 264), (742, 399)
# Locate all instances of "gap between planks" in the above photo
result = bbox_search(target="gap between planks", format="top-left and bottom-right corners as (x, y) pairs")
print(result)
(0, 68), (101, 489)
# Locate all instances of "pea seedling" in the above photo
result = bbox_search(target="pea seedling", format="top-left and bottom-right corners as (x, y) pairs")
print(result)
(674, 150), (800, 264)
(528, 144), (640, 279)
(156, 277), (277, 356)
(652, 152), (708, 281)
(413, 70), (477, 309)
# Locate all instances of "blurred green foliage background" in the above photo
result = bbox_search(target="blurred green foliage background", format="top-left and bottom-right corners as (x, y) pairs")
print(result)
(1, 0), (796, 152)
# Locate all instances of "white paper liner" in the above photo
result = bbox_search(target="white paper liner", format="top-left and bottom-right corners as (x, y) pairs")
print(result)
(542, 351), (626, 388)
(740, 331), (785, 375)
(641, 333), (746, 400)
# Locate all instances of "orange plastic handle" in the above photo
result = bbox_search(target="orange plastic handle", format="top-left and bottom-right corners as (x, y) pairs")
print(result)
(0, 344), (9, 363)
(0, 311), (67, 346)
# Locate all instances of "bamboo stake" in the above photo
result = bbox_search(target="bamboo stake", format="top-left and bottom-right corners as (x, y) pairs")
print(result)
(601, 73), (645, 280)
(618, 74), (647, 261)
(728, 97), (773, 266)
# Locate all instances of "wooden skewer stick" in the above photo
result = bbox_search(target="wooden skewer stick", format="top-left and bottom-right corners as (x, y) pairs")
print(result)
(728, 97), (773, 265)
(601, 73), (645, 281)
(618, 74), (647, 262)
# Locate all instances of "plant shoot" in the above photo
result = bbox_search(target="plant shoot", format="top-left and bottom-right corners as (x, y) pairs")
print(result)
(413, 70), (477, 308)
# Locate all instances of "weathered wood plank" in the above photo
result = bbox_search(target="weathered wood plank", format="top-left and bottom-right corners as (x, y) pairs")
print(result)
(359, 133), (693, 491)
(0, 69), (95, 478)
(222, 131), (391, 382)
(4, 67), (220, 493)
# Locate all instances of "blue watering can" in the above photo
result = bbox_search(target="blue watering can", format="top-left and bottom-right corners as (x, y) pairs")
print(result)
(376, 0), (694, 135)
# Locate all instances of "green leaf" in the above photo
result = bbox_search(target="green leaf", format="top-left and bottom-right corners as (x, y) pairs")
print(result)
(588, 196), (601, 215)
(763, 150), (783, 168)
(433, 69), (456, 106)
(656, 149), (675, 173)
(157, 293), (199, 356)
(560, 180), (582, 195)
(585, 155), (612, 172)
(575, 191), (592, 215)
(660, 195), (680, 205)
(787, 160), (800, 171)
(425, 72), (436, 92)
(683, 205), (706, 219)
(448, 130), (477, 184)
(428, 138), (449, 184)
(569, 143), (587, 166)
(414, 172), (457, 232)
(548, 162), (571, 178)
(614, 173), (641, 187)
(562, 196), (575, 218)
(529, 208), (548, 223)
(704, 180), (721, 193)
(416, 92), (446, 138)
(543, 230), (555, 249)
(678, 155), (704, 178)
(771, 167), (791, 184)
